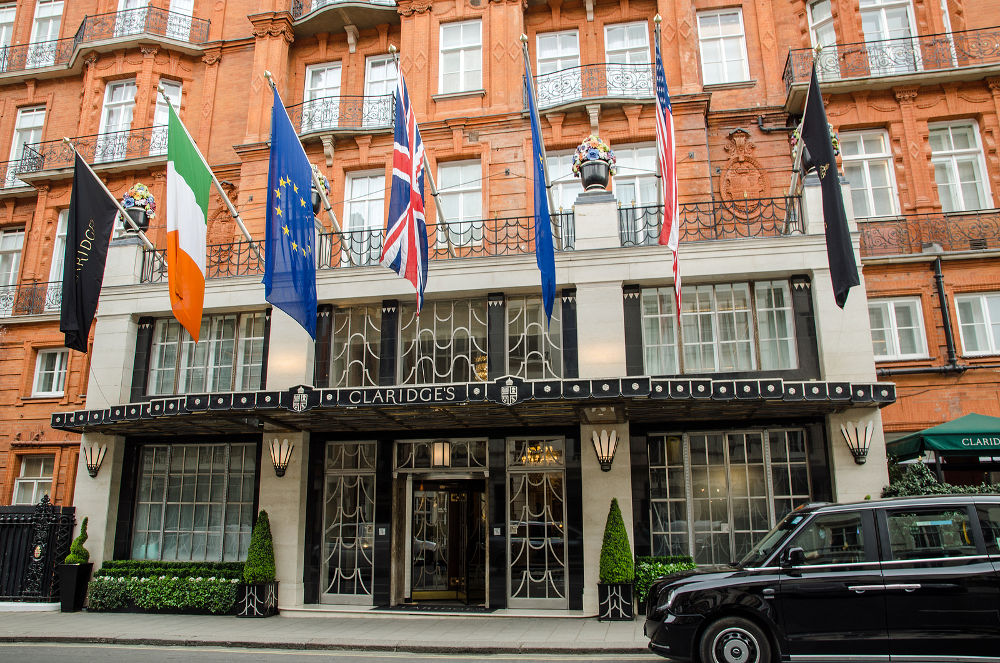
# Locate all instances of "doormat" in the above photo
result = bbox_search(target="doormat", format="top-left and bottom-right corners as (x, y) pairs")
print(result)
(374, 604), (495, 614)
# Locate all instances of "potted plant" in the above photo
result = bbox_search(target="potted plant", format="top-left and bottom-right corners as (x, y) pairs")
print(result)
(597, 498), (635, 621)
(119, 182), (156, 232)
(57, 516), (93, 612)
(237, 510), (278, 617)
(572, 134), (617, 191)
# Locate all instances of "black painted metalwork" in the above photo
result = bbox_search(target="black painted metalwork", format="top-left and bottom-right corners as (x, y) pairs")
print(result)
(0, 498), (74, 601)
(286, 94), (395, 134)
(529, 63), (654, 111)
(784, 27), (1000, 92)
(859, 209), (1000, 256)
(560, 289), (579, 380)
(76, 6), (210, 45)
(291, 0), (397, 19)
(0, 36), (79, 74)
(619, 197), (802, 246)
(0, 159), (36, 189)
(141, 240), (263, 283)
(0, 281), (61, 318)
(21, 125), (170, 173)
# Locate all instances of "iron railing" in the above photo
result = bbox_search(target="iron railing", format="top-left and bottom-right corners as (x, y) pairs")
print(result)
(76, 6), (210, 45)
(0, 36), (79, 73)
(141, 239), (264, 283)
(530, 63), (654, 110)
(286, 94), (395, 134)
(0, 498), (75, 602)
(784, 26), (1000, 91)
(0, 159), (34, 189)
(291, 0), (396, 19)
(859, 209), (1000, 257)
(618, 197), (802, 246)
(21, 125), (168, 172)
(0, 281), (61, 317)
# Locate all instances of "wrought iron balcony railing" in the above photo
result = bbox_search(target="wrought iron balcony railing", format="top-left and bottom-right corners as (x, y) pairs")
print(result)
(285, 94), (395, 134)
(0, 36), (79, 74)
(0, 159), (35, 189)
(0, 281), (61, 318)
(21, 125), (169, 173)
(784, 26), (1000, 92)
(859, 209), (1000, 257)
(291, 0), (396, 20)
(76, 6), (210, 45)
(618, 197), (802, 246)
(530, 63), (654, 111)
(141, 239), (264, 283)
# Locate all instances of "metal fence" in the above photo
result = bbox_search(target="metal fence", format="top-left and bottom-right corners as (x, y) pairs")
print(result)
(0, 160), (34, 189)
(142, 240), (264, 283)
(0, 497), (75, 602)
(618, 197), (802, 246)
(859, 209), (1000, 257)
(286, 94), (395, 134)
(76, 6), (210, 44)
(21, 126), (168, 173)
(0, 281), (62, 318)
(530, 63), (654, 110)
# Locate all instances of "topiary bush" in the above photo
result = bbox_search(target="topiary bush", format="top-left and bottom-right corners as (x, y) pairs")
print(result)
(634, 556), (696, 603)
(882, 462), (1000, 497)
(243, 510), (276, 584)
(599, 498), (634, 584)
(64, 517), (90, 564)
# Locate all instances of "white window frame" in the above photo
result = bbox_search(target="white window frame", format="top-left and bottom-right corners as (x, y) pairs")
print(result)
(12, 455), (54, 505)
(0, 3), (15, 73)
(535, 30), (580, 108)
(604, 21), (652, 96)
(302, 62), (342, 132)
(96, 79), (137, 163)
(956, 292), (1000, 356)
(860, 0), (920, 75)
(840, 130), (900, 218)
(438, 19), (482, 94)
(6, 106), (45, 187)
(436, 160), (482, 247)
(45, 209), (68, 310)
(33, 348), (68, 396)
(868, 297), (927, 360)
(929, 121), (992, 213)
(150, 79), (181, 157)
(615, 143), (661, 245)
(696, 9), (750, 85)
(165, 0), (194, 41)
(0, 226), (25, 289)
(27, 0), (62, 68)
(344, 170), (386, 266)
(363, 54), (397, 128)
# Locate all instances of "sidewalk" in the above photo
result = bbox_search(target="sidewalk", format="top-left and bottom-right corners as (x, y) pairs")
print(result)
(0, 609), (651, 655)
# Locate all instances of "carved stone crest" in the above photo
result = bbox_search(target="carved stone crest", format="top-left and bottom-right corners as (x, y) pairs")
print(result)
(720, 129), (769, 201)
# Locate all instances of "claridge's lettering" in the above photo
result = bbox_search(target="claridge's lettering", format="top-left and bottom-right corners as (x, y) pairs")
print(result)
(961, 437), (1000, 446)
(74, 219), (97, 273)
(345, 386), (458, 405)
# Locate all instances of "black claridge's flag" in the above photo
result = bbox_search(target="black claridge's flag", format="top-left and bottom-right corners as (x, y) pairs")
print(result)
(60, 154), (117, 353)
(800, 64), (860, 309)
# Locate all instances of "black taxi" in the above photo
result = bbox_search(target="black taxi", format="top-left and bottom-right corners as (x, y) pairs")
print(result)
(644, 495), (1000, 663)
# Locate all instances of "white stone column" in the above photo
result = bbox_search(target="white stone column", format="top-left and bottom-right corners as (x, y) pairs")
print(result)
(265, 308), (315, 389)
(72, 433), (125, 567)
(827, 408), (889, 503)
(572, 192), (620, 251)
(575, 281), (626, 378)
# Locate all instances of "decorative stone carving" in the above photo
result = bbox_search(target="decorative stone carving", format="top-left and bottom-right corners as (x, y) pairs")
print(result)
(397, 0), (432, 16)
(720, 129), (769, 200)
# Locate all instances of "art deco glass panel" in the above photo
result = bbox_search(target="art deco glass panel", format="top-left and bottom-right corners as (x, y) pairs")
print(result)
(330, 305), (381, 388)
(398, 299), (488, 385)
(506, 295), (563, 379)
(322, 442), (376, 599)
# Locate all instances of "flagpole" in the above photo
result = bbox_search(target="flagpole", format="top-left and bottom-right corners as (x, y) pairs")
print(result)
(386, 46), (456, 259)
(786, 46), (821, 200)
(156, 85), (261, 261)
(520, 34), (563, 250)
(62, 138), (157, 253)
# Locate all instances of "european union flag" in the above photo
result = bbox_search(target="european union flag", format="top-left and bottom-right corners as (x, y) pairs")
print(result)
(263, 87), (317, 338)
(524, 57), (555, 324)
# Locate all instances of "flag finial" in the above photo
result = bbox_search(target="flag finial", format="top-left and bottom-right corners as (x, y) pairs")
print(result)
(520, 33), (528, 43)
(388, 44), (397, 54)
(654, 14), (661, 24)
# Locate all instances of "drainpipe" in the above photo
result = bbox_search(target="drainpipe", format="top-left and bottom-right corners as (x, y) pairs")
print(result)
(934, 256), (961, 370)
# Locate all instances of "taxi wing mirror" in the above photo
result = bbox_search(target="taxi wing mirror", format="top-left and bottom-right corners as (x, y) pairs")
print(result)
(783, 546), (806, 567)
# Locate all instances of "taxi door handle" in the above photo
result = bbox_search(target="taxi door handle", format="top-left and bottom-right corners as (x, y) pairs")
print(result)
(884, 583), (921, 592)
(847, 584), (886, 594)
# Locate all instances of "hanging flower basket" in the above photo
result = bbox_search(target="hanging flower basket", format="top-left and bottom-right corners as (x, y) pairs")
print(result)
(572, 135), (616, 191)
(118, 183), (156, 232)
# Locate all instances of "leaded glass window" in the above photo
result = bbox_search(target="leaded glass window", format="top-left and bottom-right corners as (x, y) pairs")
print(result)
(506, 295), (563, 379)
(398, 298), (488, 384)
(328, 304), (381, 387)
(322, 442), (376, 601)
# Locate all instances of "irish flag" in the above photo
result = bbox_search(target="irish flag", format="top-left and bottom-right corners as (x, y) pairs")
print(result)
(166, 102), (210, 342)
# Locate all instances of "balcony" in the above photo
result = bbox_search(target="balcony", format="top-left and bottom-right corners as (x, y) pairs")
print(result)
(530, 63), (654, 112)
(142, 239), (264, 284)
(286, 94), (394, 136)
(0, 159), (37, 192)
(859, 209), (1000, 257)
(0, 36), (78, 75)
(0, 281), (61, 318)
(783, 27), (1000, 110)
(76, 7), (210, 46)
(617, 197), (802, 247)
(290, 0), (398, 38)
(20, 126), (168, 175)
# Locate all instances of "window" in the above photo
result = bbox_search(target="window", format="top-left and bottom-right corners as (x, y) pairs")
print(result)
(147, 311), (267, 395)
(47, 210), (68, 293)
(860, 0), (918, 75)
(956, 292), (1000, 356)
(869, 298), (926, 360)
(131, 442), (256, 561)
(302, 62), (342, 132)
(437, 160), (482, 247)
(929, 122), (992, 213)
(363, 55), (397, 127)
(545, 150), (577, 248)
(0, 226), (25, 287)
(27, 0), (62, 68)
(150, 79), (181, 156)
(343, 172), (385, 266)
(165, 0), (194, 41)
(33, 348), (68, 396)
(114, 0), (149, 38)
(615, 144), (660, 245)
(506, 295), (563, 379)
(807, 0), (839, 81)
(604, 22), (652, 96)
(0, 3), (15, 73)
(886, 508), (978, 560)
(536, 31), (580, 107)
(6, 106), (45, 187)
(439, 19), (481, 94)
(12, 455), (54, 505)
(788, 511), (866, 565)
(398, 298), (488, 385)
(641, 281), (796, 375)
(96, 79), (137, 163)
(697, 9), (749, 85)
(326, 304), (382, 388)
(841, 130), (898, 218)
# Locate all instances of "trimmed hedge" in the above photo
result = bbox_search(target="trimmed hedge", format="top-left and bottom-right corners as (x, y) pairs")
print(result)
(64, 517), (90, 564)
(243, 510), (276, 584)
(598, 498), (634, 584)
(93, 560), (244, 580)
(883, 462), (1000, 498)
(88, 575), (239, 614)
(634, 555), (696, 603)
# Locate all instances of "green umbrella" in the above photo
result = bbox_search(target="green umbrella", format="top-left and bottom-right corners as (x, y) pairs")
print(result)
(887, 413), (1000, 461)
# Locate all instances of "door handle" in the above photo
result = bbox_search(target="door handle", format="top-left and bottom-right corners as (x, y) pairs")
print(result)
(884, 583), (921, 592)
(847, 585), (886, 594)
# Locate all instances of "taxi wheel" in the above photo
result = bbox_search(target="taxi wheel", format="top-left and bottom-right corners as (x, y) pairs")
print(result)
(698, 616), (773, 663)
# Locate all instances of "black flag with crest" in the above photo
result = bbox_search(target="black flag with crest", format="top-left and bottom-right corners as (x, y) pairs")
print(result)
(60, 154), (117, 352)
(800, 64), (859, 309)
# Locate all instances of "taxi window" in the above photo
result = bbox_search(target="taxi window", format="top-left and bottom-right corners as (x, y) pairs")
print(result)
(977, 505), (1000, 555)
(787, 511), (866, 565)
(886, 508), (978, 560)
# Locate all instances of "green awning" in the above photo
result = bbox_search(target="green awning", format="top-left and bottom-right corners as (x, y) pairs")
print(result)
(887, 413), (1000, 460)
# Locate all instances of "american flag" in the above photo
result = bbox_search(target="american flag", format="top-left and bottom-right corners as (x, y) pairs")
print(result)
(654, 32), (681, 315)
(381, 71), (429, 310)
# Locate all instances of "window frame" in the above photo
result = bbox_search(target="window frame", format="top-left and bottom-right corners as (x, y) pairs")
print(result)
(32, 347), (68, 397)
(436, 159), (483, 247)
(696, 8), (751, 85)
(868, 297), (928, 360)
(438, 19), (482, 94)
(12, 454), (55, 505)
(0, 226), (25, 287)
(955, 291), (1000, 356)
(840, 129), (900, 218)
(928, 121), (993, 213)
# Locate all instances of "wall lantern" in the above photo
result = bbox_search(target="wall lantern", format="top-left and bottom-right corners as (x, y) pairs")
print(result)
(431, 440), (452, 468)
(840, 419), (874, 465)
(592, 429), (618, 472)
(269, 438), (294, 477)
(83, 442), (107, 478)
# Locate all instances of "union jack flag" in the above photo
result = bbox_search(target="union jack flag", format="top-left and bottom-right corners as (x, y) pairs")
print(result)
(654, 32), (681, 316)
(381, 71), (429, 310)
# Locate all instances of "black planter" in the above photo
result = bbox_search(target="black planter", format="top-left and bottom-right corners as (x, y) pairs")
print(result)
(57, 563), (93, 612)
(236, 581), (279, 617)
(597, 582), (634, 621)
(124, 207), (149, 232)
(580, 160), (611, 191)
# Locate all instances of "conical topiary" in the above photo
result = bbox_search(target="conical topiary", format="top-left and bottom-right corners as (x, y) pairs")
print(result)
(64, 517), (90, 564)
(599, 498), (634, 583)
(243, 510), (275, 584)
